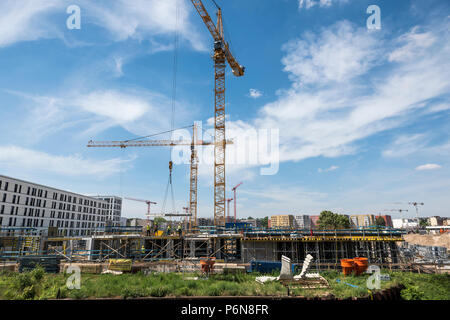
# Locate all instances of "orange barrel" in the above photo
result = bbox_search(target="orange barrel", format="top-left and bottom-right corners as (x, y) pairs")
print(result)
(353, 257), (368, 275)
(340, 259), (355, 276)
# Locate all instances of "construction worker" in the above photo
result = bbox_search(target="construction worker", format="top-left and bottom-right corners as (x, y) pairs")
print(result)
(167, 225), (172, 236)
(141, 245), (145, 257)
(154, 222), (158, 235)
(177, 224), (182, 237)
(146, 224), (151, 236)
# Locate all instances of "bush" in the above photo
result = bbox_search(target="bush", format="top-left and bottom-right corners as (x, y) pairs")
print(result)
(401, 285), (425, 300)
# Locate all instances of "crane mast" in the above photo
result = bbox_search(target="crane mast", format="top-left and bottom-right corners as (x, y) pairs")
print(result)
(190, 0), (244, 227)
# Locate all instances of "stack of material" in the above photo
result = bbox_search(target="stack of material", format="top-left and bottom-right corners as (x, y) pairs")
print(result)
(18, 256), (61, 273)
(298, 254), (313, 278)
(279, 255), (293, 280)
(108, 259), (132, 272)
(61, 263), (105, 274)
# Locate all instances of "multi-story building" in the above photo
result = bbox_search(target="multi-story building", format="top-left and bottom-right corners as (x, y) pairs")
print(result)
(93, 196), (122, 226)
(293, 215), (311, 229)
(428, 216), (444, 227)
(270, 215), (294, 229)
(392, 218), (419, 229)
(0, 174), (110, 236)
(350, 214), (375, 228)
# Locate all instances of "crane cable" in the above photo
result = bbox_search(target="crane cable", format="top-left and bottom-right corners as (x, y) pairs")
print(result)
(162, 0), (180, 218)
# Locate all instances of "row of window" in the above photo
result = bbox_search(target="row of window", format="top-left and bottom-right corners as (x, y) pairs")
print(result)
(0, 205), (105, 222)
(0, 179), (108, 209)
(1, 193), (109, 215)
(1, 216), (103, 229)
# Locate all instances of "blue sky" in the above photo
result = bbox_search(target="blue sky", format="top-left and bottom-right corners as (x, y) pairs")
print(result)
(0, 0), (449, 220)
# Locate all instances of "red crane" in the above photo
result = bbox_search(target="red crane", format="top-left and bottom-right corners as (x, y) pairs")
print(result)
(231, 182), (243, 223)
(125, 197), (157, 224)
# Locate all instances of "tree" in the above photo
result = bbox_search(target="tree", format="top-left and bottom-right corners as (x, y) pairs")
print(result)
(260, 217), (269, 229)
(375, 216), (386, 227)
(317, 211), (351, 230)
(419, 218), (429, 228)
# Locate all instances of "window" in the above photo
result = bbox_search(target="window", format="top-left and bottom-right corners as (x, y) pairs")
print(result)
(4, 182), (8, 191)
(2, 194), (6, 202)
(14, 184), (18, 193)
(0, 205), (4, 214)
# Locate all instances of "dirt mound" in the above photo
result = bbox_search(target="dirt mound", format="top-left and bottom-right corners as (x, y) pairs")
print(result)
(403, 233), (450, 249)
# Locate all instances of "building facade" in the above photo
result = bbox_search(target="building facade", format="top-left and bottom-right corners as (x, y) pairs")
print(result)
(270, 215), (294, 229)
(93, 196), (122, 226)
(294, 215), (311, 229)
(350, 214), (375, 228)
(392, 218), (419, 229)
(0, 174), (110, 236)
(428, 216), (444, 227)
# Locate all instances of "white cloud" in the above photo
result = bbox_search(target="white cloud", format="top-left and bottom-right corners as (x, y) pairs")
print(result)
(282, 21), (381, 85)
(318, 165), (339, 173)
(9, 88), (178, 141)
(0, 0), (63, 47)
(0, 145), (134, 178)
(382, 134), (429, 158)
(226, 20), (450, 164)
(0, 0), (205, 51)
(415, 163), (442, 171)
(248, 89), (263, 99)
(79, 0), (206, 51)
(299, 0), (349, 10)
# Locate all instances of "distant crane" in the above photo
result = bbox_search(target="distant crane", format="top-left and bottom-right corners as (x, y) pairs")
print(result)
(125, 197), (157, 224)
(384, 209), (409, 221)
(409, 202), (424, 227)
(231, 182), (243, 223)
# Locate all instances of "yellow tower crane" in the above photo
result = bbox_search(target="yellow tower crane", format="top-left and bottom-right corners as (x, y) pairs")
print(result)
(190, 0), (245, 227)
(87, 124), (211, 232)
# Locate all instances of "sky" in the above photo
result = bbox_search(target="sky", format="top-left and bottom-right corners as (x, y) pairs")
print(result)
(0, 0), (449, 220)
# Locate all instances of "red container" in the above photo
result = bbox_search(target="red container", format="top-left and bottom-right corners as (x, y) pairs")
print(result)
(340, 259), (355, 276)
(353, 257), (368, 275)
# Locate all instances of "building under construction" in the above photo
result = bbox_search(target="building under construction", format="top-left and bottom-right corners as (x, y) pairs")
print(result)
(0, 226), (405, 271)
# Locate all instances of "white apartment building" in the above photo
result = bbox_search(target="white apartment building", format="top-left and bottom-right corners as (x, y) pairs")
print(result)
(0, 174), (111, 236)
(294, 215), (311, 229)
(93, 196), (122, 226)
(392, 218), (419, 229)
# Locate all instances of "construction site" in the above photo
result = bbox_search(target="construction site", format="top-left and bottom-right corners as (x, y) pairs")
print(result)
(0, 0), (449, 303)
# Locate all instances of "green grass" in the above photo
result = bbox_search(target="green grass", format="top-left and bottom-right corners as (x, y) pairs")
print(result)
(0, 268), (448, 300)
